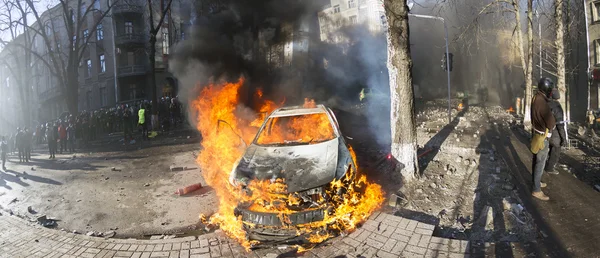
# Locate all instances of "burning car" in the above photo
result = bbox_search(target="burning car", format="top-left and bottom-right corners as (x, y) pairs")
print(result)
(228, 104), (357, 242)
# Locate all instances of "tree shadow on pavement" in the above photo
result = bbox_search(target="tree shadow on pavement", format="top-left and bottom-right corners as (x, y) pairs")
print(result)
(0, 171), (29, 188)
(489, 125), (571, 257)
(3, 170), (62, 185)
(469, 129), (515, 257)
(419, 108), (467, 175)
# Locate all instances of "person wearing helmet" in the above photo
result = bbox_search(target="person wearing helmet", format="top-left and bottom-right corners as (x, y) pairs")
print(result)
(530, 77), (557, 201)
(545, 88), (567, 175)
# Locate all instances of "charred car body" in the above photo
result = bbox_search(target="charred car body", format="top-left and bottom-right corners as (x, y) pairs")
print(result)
(229, 104), (356, 242)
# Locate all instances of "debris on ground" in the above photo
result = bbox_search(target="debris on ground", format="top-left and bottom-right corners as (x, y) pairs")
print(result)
(36, 215), (58, 228)
(103, 231), (116, 238)
(174, 183), (203, 196)
(400, 103), (537, 242)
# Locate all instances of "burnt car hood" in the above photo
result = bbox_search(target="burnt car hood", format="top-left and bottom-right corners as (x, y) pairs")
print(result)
(238, 139), (339, 193)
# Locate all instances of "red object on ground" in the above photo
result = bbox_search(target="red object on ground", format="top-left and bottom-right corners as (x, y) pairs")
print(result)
(174, 183), (203, 196)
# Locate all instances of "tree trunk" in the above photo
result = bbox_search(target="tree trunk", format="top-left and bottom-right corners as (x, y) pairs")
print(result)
(555, 0), (567, 121)
(384, 0), (418, 183)
(526, 0), (533, 119)
(514, 0), (531, 126)
(149, 35), (159, 129)
(66, 72), (79, 114)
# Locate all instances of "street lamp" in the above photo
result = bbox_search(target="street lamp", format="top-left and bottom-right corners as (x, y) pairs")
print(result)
(407, 2), (452, 123)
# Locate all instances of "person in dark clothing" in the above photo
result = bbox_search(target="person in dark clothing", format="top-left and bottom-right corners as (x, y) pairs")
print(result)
(15, 128), (24, 163)
(545, 88), (567, 175)
(530, 78), (557, 201)
(1, 136), (7, 171)
(58, 122), (67, 154)
(67, 123), (76, 153)
(47, 123), (58, 159)
(23, 128), (31, 162)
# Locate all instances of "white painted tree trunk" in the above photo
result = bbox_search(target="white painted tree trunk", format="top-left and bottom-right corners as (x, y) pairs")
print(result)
(555, 0), (567, 121)
(384, 0), (418, 183)
(526, 0), (534, 123)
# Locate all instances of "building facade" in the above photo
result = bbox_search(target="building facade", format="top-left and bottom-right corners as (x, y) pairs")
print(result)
(587, 0), (600, 111)
(318, 0), (386, 43)
(0, 0), (190, 124)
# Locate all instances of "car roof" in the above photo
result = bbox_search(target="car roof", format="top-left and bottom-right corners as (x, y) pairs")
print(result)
(269, 104), (329, 118)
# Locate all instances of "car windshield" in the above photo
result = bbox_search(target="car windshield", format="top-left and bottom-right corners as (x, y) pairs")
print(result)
(255, 113), (336, 146)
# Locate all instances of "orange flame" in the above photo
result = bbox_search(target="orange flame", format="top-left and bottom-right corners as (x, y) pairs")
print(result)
(191, 78), (384, 250)
(507, 106), (514, 113)
(457, 103), (464, 111)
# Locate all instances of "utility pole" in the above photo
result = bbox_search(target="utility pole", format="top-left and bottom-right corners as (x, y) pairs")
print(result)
(408, 13), (452, 123)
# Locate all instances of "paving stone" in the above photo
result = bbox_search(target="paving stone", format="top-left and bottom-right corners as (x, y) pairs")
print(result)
(140, 252), (152, 258)
(189, 254), (211, 258)
(355, 229), (372, 243)
(390, 240), (407, 255)
(181, 242), (190, 250)
(408, 234), (421, 246)
(428, 241), (449, 252)
(151, 251), (171, 257)
(172, 243), (182, 251)
(190, 247), (210, 254)
(405, 245), (427, 255)
(416, 222), (435, 230)
(417, 235), (431, 248)
(179, 249), (190, 258)
(169, 250), (180, 258)
(401, 251), (425, 258)
(131, 252), (143, 258)
(406, 220), (418, 232)
(342, 237), (361, 248)
(448, 239), (461, 253)
(380, 238), (398, 252)
(425, 249), (449, 258)
(414, 228), (434, 236)
(209, 245), (221, 257)
(198, 238), (209, 248)
(114, 251), (134, 257)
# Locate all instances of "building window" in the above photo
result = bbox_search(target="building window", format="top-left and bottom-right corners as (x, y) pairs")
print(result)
(83, 29), (89, 40)
(595, 40), (600, 65)
(334, 5), (340, 13)
(97, 24), (103, 40)
(72, 35), (77, 49)
(86, 59), (92, 77)
(594, 2), (600, 22)
(70, 9), (75, 23)
(125, 21), (133, 35)
(162, 28), (169, 54)
(45, 22), (52, 35)
(80, 3), (87, 17)
(128, 84), (137, 100)
(348, 0), (356, 8)
(99, 54), (105, 73)
(99, 87), (107, 107)
(349, 15), (358, 24)
(94, 0), (100, 10)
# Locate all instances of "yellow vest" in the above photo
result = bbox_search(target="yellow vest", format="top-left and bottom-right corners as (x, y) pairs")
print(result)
(138, 109), (145, 124)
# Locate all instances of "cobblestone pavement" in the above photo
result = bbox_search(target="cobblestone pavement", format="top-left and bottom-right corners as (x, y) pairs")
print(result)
(0, 211), (475, 258)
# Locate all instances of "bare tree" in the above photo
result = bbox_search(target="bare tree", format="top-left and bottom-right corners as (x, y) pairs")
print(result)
(8, 0), (119, 114)
(554, 0), (566, 119)
(146, 0), (174, 128)
(524, 0), (533, 125)
(384, 0), (418, 182)
(0, 0), (37, 126)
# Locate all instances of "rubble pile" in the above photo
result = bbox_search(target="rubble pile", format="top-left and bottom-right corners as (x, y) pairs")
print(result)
(400, 102), (536, 242)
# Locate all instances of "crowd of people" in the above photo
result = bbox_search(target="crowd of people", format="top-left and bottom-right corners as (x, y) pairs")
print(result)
(0, 97), (184, 170)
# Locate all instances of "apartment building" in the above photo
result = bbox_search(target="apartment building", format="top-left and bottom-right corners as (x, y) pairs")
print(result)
(0, 0), (190, 123)
(587, 0), (600, 110)
(318, 0), (386, 42)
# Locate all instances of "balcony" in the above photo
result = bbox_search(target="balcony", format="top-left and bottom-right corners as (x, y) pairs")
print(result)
(117, 65), (147, 77)
(112, 4), (143, 14)
(115, 33), (145, 46)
